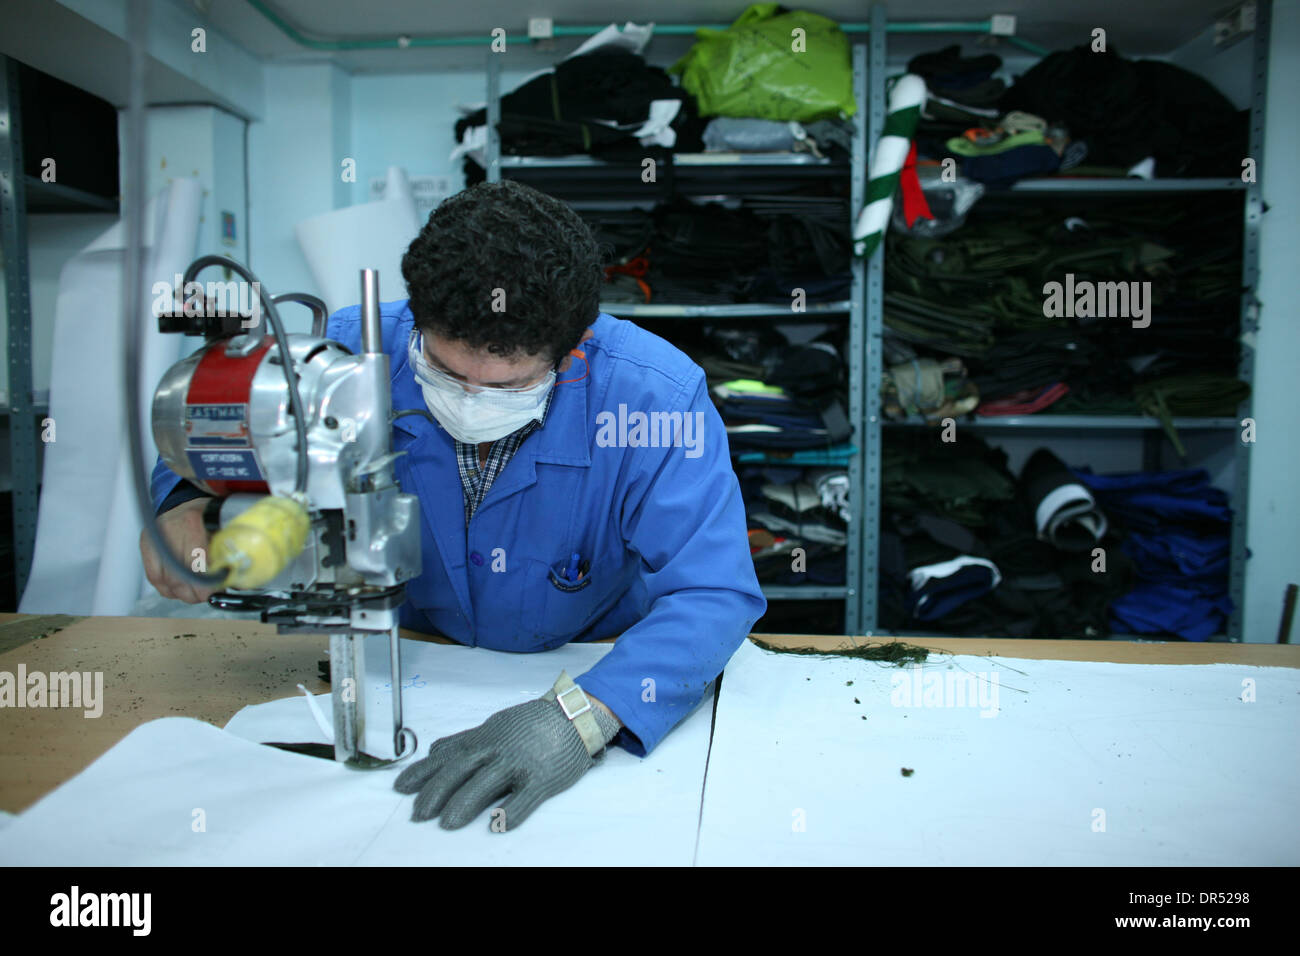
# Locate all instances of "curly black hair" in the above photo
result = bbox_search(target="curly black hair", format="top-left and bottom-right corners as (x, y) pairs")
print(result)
(401, 179), (603, 364)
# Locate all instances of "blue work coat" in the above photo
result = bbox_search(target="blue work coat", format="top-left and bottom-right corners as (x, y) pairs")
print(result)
(151, 301), (766, 755)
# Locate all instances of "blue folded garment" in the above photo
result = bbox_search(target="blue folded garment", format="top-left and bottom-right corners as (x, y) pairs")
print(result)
(1108, 583), (1234, 642)
(1071, 467), (1235, 639)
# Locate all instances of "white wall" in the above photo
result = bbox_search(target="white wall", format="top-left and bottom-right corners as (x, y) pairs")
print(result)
(246, 63), (352, 331)
(1243, 0), (1300, 642)
(243, 63), (539, 320)
(137, 106), (249, 264)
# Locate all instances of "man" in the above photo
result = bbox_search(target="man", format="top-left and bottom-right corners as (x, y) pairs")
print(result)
(142, 179), (766, 831)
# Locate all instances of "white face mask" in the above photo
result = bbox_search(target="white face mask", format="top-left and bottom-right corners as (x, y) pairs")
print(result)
(407, 329), (555, 444)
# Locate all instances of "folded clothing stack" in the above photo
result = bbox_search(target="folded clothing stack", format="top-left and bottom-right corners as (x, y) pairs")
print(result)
(907, 44), (1005, 151)
(700, 116), (855, 161)
(881, 196), (1249, 426)
(749, 479), (848, 546)
(714, 379), (851, 452)
(1074, 467), (1234, 641)
(879, 435), (1135, 637)
(584, 196), (852, 307)
(997, 46), (1248, 177)
(663, 325), (852, 454)
(741, 465), (848, 586)
(457, 49), (708, 175)
(905, 42), (1247, 187)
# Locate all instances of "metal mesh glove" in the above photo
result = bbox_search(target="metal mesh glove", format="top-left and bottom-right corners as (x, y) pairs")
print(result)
(394, 693), (621, 831)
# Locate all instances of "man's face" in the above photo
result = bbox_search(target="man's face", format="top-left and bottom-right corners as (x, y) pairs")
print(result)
(420, 331), (553, 392)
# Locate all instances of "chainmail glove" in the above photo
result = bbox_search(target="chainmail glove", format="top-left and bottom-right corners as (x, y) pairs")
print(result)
(394, 688), (621, 831)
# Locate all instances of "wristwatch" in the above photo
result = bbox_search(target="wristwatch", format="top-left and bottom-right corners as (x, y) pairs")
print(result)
(543, 670), (613, 757)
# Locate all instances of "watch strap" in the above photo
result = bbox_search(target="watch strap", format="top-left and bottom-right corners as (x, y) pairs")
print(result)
(544, 670), (609, 757)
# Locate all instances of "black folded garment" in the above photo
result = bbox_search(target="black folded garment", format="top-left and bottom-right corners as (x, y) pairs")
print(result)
(703, 324), (790, 367)
(753, 541), (846, 586)
(998, 46), (1247, 176)
(908, 45), (1003, 97)
(882, 433), (1017, 526)
(885, 524), (1136, 637)
(652, 199), (771, 279)
(768, 342), (845, 403)
(1021, 448), (1108, 552)
(971, 328), (1099, 400)
(740, 270), (852, 304)
(456, 49), (707, 158)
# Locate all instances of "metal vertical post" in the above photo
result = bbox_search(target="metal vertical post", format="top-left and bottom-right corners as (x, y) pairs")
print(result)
(1229, 0), (1269, 641)
(845, 43), (866, 634)
(486, 49), (500, 184)
(859, 5), (887, 634)
(0, 56), (38, 604)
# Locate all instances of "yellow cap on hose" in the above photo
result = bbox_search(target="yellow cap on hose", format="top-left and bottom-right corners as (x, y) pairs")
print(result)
(209, 494), (310, 589)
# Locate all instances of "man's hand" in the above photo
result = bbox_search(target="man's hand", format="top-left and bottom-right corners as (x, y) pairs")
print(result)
(394, 687), (621, 831)
(139, 498), (217, 604)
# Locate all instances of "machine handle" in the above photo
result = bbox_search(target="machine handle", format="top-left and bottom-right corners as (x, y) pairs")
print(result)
(271, 292), (331, 338)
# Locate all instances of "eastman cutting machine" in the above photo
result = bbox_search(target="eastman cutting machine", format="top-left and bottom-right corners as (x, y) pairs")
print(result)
(146, 255), (424, 768)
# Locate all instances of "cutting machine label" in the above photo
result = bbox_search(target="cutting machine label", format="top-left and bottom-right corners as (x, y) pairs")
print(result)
(185, 402), (263, 482)
(186, 403), (251, 446)
(187, 449), (261, 480)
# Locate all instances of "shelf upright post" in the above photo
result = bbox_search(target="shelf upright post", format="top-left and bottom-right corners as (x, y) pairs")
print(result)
(844, 42), (867, 633)
(860, 5), (888, 635)
(1229, 0), (1270, 641)
(486, 48), (501, 185)
(0, 56), (38, 602)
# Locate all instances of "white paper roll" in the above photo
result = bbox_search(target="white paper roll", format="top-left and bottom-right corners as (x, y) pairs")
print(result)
(295, 165), (421, 314)
(20, 177), (203, 615)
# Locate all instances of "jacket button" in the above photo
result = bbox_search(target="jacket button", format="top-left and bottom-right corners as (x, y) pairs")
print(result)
(469, 551), (484, 566)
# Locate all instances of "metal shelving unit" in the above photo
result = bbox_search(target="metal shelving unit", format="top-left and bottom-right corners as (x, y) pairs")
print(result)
(1009, 177), (1247, 192)
(1, 56), (41, 602)
(595, 301), (852, 319)
(500, 153), (836, 168)
(1, 56), (120, 604)
(23, 176), (118, 213)
(884, 416), (1241, 430)
(484, 44), (870, 629)
(858, 2), (1269, 641)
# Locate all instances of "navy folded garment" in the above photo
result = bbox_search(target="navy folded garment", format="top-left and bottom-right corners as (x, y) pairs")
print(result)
(726, 424), (831, 451)
(959, 144), (1061, 189)
(725, 409), (826, 431)
(906, 555), (1002, 622)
